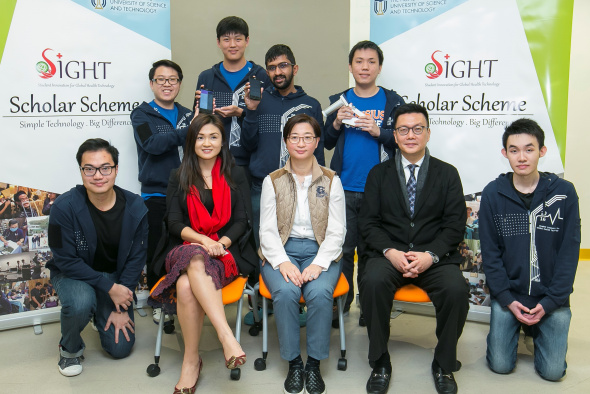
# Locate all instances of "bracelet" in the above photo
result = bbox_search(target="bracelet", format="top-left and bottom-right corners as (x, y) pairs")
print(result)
(219, 242), (227, 251)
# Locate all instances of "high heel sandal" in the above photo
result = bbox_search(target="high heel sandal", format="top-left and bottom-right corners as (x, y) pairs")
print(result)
(173, 357), (203, 394)
(225, 354), (246, 369)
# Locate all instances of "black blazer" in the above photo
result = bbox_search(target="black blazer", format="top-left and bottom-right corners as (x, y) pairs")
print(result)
(359, 154), (466, 268)
(152, 165), (257, 278)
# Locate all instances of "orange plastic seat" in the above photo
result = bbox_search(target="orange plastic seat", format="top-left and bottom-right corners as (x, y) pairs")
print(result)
(393, 284), (431, 302)
(258, 272), (349, 302)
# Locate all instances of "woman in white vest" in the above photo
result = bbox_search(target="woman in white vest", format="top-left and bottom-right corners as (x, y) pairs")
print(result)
(259, 114), (346, 394)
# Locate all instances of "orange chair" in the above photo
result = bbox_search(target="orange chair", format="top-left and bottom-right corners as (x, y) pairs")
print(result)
(254, 273), (350, 371)
(147, 275), (254, 381)
(391, 284), (432, 319)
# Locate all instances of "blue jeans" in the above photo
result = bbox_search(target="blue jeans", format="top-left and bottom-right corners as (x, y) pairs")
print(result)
(261, 238), (341, 361)
(52, 272), (135, 359)
(251, 181), (262, 248)
(487, 299), (571, 381)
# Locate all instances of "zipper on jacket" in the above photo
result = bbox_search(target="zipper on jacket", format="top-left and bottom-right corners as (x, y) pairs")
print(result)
(528, 209), (532, 296)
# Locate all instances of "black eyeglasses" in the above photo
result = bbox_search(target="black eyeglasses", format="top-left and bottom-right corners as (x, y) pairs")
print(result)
(395, 125), (427, 136)
(80, 165), (116, 176)
(151, 77), (180, 85)
(266, 62), (295, 72)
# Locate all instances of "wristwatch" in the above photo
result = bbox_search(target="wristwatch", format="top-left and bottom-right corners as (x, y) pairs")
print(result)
(426, 251), (439, 264)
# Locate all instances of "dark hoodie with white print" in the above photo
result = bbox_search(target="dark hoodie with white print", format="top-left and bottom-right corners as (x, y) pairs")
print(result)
(241, 85), (325, 185)
(479, 172), (581, 315)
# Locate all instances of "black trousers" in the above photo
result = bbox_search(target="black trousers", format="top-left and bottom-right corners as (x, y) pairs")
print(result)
(145, 197), (167, 289)
(359, 257), (469, 373)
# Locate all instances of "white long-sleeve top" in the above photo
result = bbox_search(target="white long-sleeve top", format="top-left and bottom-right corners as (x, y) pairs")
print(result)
(259, 173), (346, 270)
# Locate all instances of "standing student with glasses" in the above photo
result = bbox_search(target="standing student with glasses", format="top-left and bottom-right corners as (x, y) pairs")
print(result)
(241, 44), (325, 250)
(131, 60), (194, 322)
(259, 114), (346, 394)
(46, 138), (148, 377)
(324, 40), (405, 328)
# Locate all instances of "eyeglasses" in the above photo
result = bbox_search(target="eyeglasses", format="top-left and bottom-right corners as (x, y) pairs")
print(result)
(80, 165), (116, 176)
(288, 135), (316, 144)
(266, 62), (295, 72)
(151, 77), (180, 85)
(395, 125), (427, 136)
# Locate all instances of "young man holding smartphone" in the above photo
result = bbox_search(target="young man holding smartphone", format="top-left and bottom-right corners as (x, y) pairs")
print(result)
(194, 16), (270, 173)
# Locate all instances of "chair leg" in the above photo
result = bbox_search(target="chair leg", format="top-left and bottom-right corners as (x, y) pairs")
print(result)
(146, 309), (165, 377)
(336, 295), (347, 371)
(254, 296), (268, 371)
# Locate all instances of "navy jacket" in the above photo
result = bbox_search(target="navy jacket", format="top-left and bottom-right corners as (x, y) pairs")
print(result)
(131, 102), (193, 195)
(324, 87), (404, 174)
(195, 61), (270, 166)
(480, 173), (581, 314)
(47, 185), (148, 294)
(241, 85), (325, 184)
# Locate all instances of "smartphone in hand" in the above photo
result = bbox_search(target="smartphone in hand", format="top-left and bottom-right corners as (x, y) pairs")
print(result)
(199, 89), (214, 113)
(249, 77), (262, 101)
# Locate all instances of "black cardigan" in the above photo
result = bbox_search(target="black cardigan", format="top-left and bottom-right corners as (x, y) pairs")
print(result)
(152, 165), (257, 278)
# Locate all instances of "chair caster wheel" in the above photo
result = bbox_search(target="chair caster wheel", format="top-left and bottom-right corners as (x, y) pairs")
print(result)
(254, 358), (266, 371)
(164, 324), (175, 334)
(147, 364), (160, 377)
(337, 358), (347, 371)
(248, 325), (259, 336)
(230, 368), (241, 380)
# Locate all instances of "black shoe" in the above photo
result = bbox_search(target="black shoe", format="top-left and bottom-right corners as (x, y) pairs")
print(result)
(432, 363), (458, 394)
(359, 313), (366, 327)
(366, 366), (391, 394)
(305, 365), (326, 394)
(331, 306), (350, 329)
(284, 364), (304, 394)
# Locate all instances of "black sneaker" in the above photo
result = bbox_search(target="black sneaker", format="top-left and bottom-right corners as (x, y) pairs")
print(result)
(284, 364), (304, 394)
(58, 355), (83, 377)
(305, 365), (326, 394)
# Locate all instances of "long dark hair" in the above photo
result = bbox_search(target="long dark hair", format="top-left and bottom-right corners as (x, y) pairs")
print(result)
(177, 113), (235, 196)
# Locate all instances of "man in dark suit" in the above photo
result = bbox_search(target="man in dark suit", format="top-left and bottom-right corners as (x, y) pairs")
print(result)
(359, 103), (469, 394)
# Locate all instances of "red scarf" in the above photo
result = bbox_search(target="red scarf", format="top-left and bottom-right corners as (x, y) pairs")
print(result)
(185, 157), (237, 278)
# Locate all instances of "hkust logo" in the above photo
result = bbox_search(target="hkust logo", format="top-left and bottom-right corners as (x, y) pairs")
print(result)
(425, 50), (498, 79)
(91, 0), (107, 9)
(35, 48), (111, 80)
(374, 0), (387, 15)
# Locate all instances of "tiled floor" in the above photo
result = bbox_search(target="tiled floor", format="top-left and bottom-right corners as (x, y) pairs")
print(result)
(3, 262), (589, 393)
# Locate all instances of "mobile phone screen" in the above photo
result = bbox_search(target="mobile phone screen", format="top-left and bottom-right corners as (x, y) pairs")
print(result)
(249, 77), (262, 101)
(199, 89), (214, 113)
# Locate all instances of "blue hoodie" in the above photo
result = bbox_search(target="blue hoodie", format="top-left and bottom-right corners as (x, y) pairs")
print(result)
(241, 85), (325, 185)
(131, 101), (193, 195)
(195, 61), (270, 166)
(480, 172), (580, 314)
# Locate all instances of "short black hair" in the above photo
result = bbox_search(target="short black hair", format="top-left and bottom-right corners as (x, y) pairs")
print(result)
(8, 219), (18, 226)
(283, 114), (321, 141)
(216, 16), (249, 39)
(13, 191), (27, 202)
(76, 138), (119, 166)
(393, 103), (430, 128)
(265, 44), (296, 66)
(149, 59), (183, 82)
(349, 40), (384, 65)
(502, 118), (545, 150)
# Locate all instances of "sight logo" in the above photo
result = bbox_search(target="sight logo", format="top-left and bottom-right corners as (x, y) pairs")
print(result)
(425, 50), (498, 80)
(35, 48), (111, 80)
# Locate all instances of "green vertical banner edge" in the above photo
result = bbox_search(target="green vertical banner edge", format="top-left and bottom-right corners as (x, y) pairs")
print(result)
(516, 0), (574, 165)
(0, 0), (18, 64)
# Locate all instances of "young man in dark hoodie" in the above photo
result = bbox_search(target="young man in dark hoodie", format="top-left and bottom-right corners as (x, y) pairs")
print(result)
(131, 60), (193, 295)
(194, 16), (270, 172)
(47, 139), (148, 377)
(324, 40), (404, 324)
(480, 118), (581, 381)
(242, 44), (325, 247)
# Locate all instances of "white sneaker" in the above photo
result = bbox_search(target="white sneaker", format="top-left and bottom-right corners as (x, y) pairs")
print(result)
(152, 308), (172, 324)
(58, 356), (83, 377)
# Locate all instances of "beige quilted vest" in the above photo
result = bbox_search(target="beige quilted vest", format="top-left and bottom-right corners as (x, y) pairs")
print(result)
(259, 158), (342, 262)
